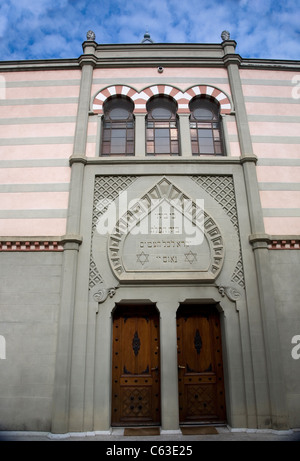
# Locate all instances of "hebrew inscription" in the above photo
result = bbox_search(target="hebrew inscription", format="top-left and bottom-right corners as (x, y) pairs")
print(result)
(107, 177), (224, 282)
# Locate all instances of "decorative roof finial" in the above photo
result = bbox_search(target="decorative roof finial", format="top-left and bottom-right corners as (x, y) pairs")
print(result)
(141, 30), (154, 44)
(86, 30), (96, 41)
(221, 30), (230, 41)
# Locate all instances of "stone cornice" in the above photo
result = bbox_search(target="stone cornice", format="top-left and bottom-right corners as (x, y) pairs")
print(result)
(0, 43), (298, 71)
(240, 154), (258, 165)
(249, 234), (300, 250)
(0, 58), (80, 72)
(69, 155), (242, 167)
(240, 58), (300, 71)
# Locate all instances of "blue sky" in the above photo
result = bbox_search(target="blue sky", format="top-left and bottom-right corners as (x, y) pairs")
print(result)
(0, 0), (299, 61)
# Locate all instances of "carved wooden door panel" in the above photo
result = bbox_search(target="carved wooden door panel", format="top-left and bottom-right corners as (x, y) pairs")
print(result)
(111, 306), (160, 426)
(177, 305), (226, 424)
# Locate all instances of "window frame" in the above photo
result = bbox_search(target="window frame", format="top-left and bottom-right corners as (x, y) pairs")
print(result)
(189, 97), (225, 156)
(146, 96), (180, 156)
(101, 96), (135, 156)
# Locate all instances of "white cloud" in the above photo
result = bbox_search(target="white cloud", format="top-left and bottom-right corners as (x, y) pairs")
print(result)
(0, 0), (299, 60)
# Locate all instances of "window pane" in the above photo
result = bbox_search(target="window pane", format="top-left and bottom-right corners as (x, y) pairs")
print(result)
(102, 143), (111, 154)
(103, 129), (111, 141)
(190, 128), (197, 140)
(155, 144), (170, 154)
(198, 128), (213, 138)
(199, 136), (214, 146)
(171, 141), (179, 154)
(213, 130), (220, 141)
(152, 107), (172, 119)
(111, 129), (126, 138)
(197, 123), (211, 129)
(155, 121), (170, 128)
(199, 139), (214, 154)
(110, 108), (130, 120)
(190, 98), (219, 121)
(170, 128), (178, 140)
(193, 107), (214, 120)
(127, 142), (134, 154)
(191, 142), (199, 154)
(215, 142), (222, 154)
(155, 134), (170, 154)
(112, 122), (127, 129)
(189, 98), (224, 156)
(127, 129), (134, 140)
(155, 128), (169, 138)
(147, 142), (154, 154)
(111, 141), (126, 153)
(111, 129), (126, 153)
(147, 128), (154, 140)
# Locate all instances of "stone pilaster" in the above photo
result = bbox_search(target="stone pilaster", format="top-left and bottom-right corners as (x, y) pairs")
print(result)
(223, 37), (289, 429)
(157, 302), (181, 432)
(51, 37), (97, 434)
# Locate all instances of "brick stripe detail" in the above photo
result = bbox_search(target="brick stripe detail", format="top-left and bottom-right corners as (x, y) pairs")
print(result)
(186, 85), (231, 114)
(92, 84), (232, 114)
(0, 241), (64, 251)
(92, 85), (139, 113)
(268, 240), (300, 250)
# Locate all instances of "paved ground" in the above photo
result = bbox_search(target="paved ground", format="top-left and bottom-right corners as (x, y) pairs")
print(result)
(1, 426), (300, 442)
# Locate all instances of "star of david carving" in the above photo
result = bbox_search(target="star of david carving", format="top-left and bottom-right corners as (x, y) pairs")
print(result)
(136, 251), (149, 265)
(185, 250), (197, 265)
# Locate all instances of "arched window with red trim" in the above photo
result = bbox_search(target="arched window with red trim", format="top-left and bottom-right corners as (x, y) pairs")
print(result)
(189, 97), (224, 156)
(101, 96), (135, 156)
(146, 96), (179, 155)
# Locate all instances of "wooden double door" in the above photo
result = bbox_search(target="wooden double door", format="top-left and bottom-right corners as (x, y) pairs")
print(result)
(111, 304), (226, 426)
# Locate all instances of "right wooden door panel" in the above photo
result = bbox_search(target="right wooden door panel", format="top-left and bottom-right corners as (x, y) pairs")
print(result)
(177, 305), (226, 424)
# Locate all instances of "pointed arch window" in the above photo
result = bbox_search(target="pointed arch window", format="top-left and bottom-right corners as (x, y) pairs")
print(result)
(101, 96), (134, 155)
(190, 97), (224, 155)
(146, 96), (179, 155)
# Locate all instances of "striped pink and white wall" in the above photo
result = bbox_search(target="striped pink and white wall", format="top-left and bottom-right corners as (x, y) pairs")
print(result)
(0, 69), (81, 237)
(241, 69), (300, 235)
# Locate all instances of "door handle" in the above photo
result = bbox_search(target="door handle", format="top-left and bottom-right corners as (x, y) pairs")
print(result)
(178, 365), (185, 369)
(151, 366), (159, 371)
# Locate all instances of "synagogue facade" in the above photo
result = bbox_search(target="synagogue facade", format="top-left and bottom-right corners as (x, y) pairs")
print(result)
(0, 32), (299, 434)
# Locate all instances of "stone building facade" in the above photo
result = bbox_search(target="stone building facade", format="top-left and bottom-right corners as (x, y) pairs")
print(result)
(0, 33), (299, 434)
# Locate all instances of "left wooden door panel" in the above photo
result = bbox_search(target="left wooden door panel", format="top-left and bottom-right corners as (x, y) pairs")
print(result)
(111, 306), (160, 426)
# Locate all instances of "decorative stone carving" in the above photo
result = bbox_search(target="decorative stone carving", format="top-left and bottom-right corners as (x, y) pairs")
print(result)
(221, 30), (230, 41)
(93, 287), (118, 303)
(218, 286), (241, 301)
(86, 30), (96, 41)
(191, 175), (245, 288)
(89, 176), (137, 289)
(107, 177), (224, 283)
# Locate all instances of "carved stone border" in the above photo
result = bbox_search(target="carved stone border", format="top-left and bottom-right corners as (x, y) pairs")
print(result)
(108, 177), (224, 282)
